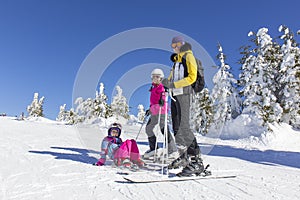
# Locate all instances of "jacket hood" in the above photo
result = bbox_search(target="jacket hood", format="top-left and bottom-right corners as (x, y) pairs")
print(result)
(180, 42), (192, 52)
(169, 42), (193, 62)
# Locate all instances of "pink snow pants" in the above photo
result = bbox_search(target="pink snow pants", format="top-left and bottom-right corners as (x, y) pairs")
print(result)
(114, 139), (141, 163)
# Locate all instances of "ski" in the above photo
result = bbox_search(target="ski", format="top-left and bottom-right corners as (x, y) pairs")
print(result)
(122, 174), (236, 183)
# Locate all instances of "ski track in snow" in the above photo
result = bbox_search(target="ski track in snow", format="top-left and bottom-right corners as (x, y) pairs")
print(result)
(1, 117), (300, 200)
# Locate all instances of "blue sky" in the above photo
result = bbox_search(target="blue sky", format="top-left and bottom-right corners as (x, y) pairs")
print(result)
(0, 0), (299, 119)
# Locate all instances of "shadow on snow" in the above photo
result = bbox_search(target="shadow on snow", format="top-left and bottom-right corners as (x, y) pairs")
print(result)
(29, 147), (99, 165)
(29, 143), (300, 169)
(202, 143), (300, 169)
(137, 141), (300, 169)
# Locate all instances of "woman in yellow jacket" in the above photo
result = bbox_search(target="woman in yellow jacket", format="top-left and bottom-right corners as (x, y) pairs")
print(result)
(162, 36), (205, 176)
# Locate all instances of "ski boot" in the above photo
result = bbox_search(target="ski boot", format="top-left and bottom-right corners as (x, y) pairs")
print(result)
(143, 135), (161, 160)
(133, 159), (146, 168)
(143, 149), (156, 159)
(168, 149), (189, 169)
(143, 149), (164, 160)
(179, 155), (205, 176)
(122, 158), (133, 168)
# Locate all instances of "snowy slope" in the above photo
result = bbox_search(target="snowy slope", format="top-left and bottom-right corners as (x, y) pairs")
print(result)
(0, 117), (300, 200)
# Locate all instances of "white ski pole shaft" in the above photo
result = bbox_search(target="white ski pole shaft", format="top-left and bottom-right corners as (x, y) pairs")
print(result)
(154, 106), (162, 162)
(162, 91), (169, 175)
(169, 90), (176, 102)
(135, 117), (147, 141)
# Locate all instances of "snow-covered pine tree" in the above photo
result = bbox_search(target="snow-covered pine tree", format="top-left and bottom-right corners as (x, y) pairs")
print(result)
(74, 83), (112, 122)
(56, 104), (80, 124)
(74, 97), (84, 119)
(190, 88), (213, 135)
(57, 104), (68, 122)
(74, 97), (93, 120)
(93, 83), (110, 118)
(239, 28), (283, 128)
(67, 108), (80, 124)
(210, 45), (241, 132)
(27, 93), (45, 117)
(137, 104), (146, 123)
(111, 85), (129, 119)
(105, 104), (113, 118)
(278, 25), (300, 128)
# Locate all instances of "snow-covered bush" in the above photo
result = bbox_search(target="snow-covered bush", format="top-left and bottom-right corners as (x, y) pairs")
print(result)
(56, 104), (81, 124)
(137, 104), (146, 123)
(74, 83), (112, 122)
(111, 86), (129, 119)
(27, 93), (44, 117)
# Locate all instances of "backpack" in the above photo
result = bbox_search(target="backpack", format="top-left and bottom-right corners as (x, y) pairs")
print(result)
(182, 53), (205, 93)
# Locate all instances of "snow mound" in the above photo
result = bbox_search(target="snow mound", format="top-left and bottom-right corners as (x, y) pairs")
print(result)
(208, 114), (265, 139)
(25, 116), (65, 124)
(260, 123), (300, 151)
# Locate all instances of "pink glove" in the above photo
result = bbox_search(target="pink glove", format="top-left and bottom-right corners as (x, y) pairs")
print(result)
(95, 158), (105, 166)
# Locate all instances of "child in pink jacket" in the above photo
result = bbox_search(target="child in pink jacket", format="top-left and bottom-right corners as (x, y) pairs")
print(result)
(94, 123), (144, 168)
(143, 69), (177, 159)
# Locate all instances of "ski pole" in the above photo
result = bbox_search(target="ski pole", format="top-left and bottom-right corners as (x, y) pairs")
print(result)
(135, 113), (149, 141)
(153, 105), (162, 162)
(169, 90), (176, 102)
(161, 90), (169, 175)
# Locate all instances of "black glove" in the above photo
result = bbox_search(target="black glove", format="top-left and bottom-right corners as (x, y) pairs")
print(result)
(162, 78), (175, 89)
(158, 98), (164, 106)
(163, 86), (169, 92)
(170, 53), (178, 62)
(145, 109), (150, 116)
